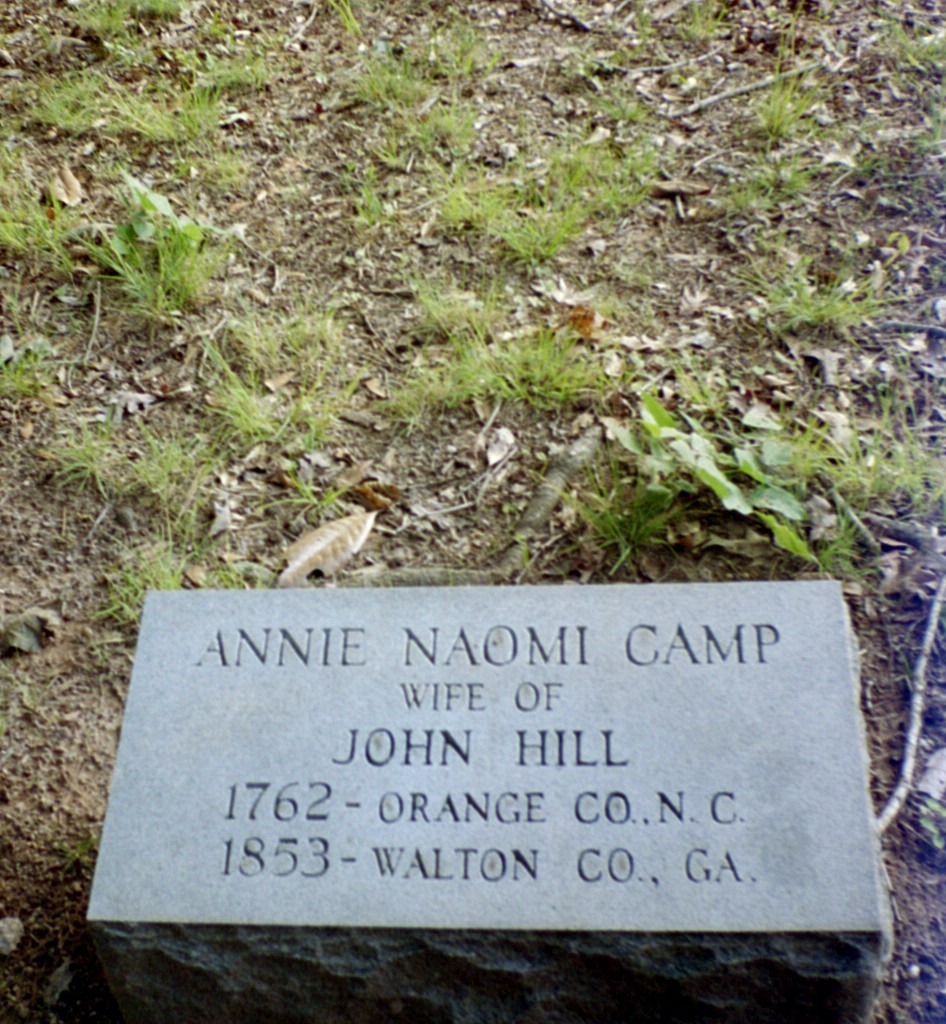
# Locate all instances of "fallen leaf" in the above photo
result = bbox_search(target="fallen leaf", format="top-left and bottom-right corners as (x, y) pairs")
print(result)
(878, 551), (943, 599)
(806, 494), (838, 542)
(183, 564), (209, 587)
(918, 748), (946, 801)
(353, 481), (402, 511)
(566, 305), (609, 341)
(107, 391), (158, 422)
(333, 459), (373, 491)
(741, 401), (782, 430)
(363, 377), (389, 399)
(648, 178), (712, 200)
(814, 408), (854, 450)
(277, 510), (378, 587)
(0, 607), (62, 656)
(804, 347), (842, 386)
(264, 370), (295, 392)
(208, 498), (232, 538)
(818, 140), (860, 168)
(586, 125), (611, 146)
(43, 960), (74, 1006)
(679, 283), (709, 316)
(50, 166), (84, 206)
(535, 277), (598, 307)
(0, 917), (24, 956)
(486, 426), (517, 467)
(603, 350), (624, 378)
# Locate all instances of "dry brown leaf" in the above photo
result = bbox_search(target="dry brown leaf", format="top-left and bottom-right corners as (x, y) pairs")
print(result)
(0, 607), (62, 656)
(566, 305), (608, 341)
(50, 166), (84, 206)
(648, 178), (712, 200)
(352, 481), (401, 511)
(277, 510), (378, 587)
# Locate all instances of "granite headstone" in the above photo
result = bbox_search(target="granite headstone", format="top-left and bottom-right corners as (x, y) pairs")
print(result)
(89, 581), (890, 1023)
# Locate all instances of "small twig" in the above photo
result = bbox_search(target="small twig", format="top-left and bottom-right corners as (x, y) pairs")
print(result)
(346, 567), (500, 587)
(651, 0), (699, 22)
(622, 48), (723, 78)
(831, 489), (881, 555)
(862, 514), (942, 554)
(82, 502), (113, 547)
(876, 573), (946, 835)
(285, 0), (318, 48)
(666, 59), (823, 119)
(538, 0), (593, 32)
(388, 501), (477, 537)
(880, 321), (946, 342)
(83, 281), (102, 362)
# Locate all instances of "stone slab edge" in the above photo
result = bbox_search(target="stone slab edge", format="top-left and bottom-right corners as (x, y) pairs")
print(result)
(92, 921), (887, 1024)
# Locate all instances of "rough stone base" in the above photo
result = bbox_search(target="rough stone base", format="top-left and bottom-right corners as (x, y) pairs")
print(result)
(91, 924), (886, 1024)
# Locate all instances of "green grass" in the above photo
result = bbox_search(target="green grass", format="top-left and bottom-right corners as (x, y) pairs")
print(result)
(747, 249), (887, 336)
(84, 174), (224, 318)
(754, 70), (820, 144)
(411, 274), (508, 344)
(327, 0), (362, 36)
(790, 396), (946, 520)
(355, 53), (432, 110)
(678, 0), (729, 42)
(0, 148), (78, 273)
(579, 469), (677, 574)
(78, 0), (186, 28)
(436, 135), (654, 265)
(0, 348), (54, 401)
(389, 327), (604, 423)
(203, 305), (351, 449)
(31, 71), (220, 142)
(725, 154), (815, 214)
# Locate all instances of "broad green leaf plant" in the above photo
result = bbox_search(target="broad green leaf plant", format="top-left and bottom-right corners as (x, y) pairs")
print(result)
(617, 394), (813, 560)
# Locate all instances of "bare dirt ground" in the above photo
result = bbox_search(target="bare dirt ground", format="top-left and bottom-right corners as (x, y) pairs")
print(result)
(1, 0), (945, 1021)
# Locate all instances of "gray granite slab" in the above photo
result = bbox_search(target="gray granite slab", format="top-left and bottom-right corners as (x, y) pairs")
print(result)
(88, 582), (890, 1022)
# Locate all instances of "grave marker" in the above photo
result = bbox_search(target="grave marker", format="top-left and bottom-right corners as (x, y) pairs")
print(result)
(89, 582), (890, 1023)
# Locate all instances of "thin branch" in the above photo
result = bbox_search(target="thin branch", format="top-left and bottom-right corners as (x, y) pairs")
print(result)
(880, 320), (946, 342)
(618, 48), (723, 79)
(651, 0), (700, 21)
(538, 0), (593, 32)
(876, 573), (946, 835)
(82, 281), (102, 363)
(666, 59), (823, 119)
(285, 1), (318, 48)
(862, 513), (942, 554)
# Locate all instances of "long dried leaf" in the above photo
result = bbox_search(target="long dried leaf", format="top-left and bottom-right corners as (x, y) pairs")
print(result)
(277, 510), (377, 587)
(50, 166), (84, 206)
